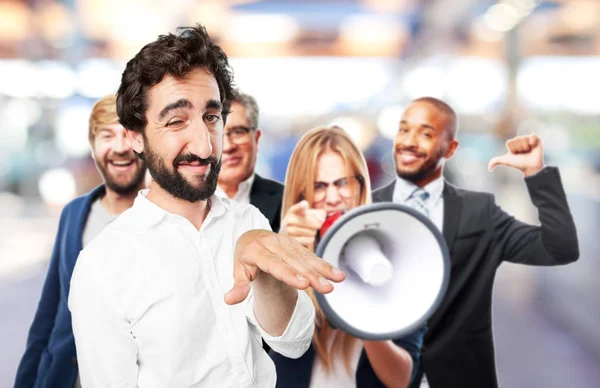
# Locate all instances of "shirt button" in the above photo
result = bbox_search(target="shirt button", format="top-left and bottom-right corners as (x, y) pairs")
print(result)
(72, 357), (77, 366)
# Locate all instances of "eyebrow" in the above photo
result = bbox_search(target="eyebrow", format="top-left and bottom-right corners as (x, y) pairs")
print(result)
(158, 99), (193, 121)
(400, 120), (435, 131)
(157, 98), (223, 122)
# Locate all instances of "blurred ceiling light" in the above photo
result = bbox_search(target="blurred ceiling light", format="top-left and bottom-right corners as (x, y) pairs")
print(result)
(517, 57), (600, 115)
(36, 2), (74, 43)
(0, 60), (38, 98)
(77, 59), (121, 99)
(0, 99), (41, 152)
(55, 102), (94, 157)
(37, 61), (77, 99)
(338, 15), (407, 56)
(484, 3), (521, 32)
(225, 13), (299, 43)
(361, 0), (411, 13)
(78, 0), (170, 44)
(38, 168), (77, 207)
(0, 1), (31, 41)
(377, 105), (405, 140)
(472, 18), (504, 42)
(402, 62), (446, 100)
(340, 15), (404, 43)
(328, 117), (376, 151)
(446, 58), (507, 115)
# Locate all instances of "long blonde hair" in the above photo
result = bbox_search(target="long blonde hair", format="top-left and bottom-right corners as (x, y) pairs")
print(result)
(281, 125), (372, 373)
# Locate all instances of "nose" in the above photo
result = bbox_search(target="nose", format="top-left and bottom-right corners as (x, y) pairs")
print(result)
(222, 132), (236, 154)
(325, 185), (342, 205)
(187, 122), (213, 159)
(113, 133), (131, 154)
(398, 130), (418, 149)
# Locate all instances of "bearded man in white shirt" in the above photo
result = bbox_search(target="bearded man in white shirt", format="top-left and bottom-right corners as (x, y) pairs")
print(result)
(68, 24), (345, 388)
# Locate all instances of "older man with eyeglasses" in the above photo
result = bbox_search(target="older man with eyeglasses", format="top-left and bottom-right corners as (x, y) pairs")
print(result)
(216, 90), (285, 232)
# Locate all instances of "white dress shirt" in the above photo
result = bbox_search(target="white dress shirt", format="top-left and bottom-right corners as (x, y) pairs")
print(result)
(68, 190), (314, 388)
(216, 173), (255, 204)
(393, 175), (445, 232)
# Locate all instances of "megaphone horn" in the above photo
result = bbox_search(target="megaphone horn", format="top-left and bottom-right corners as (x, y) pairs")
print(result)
(314, 203), (450, 341)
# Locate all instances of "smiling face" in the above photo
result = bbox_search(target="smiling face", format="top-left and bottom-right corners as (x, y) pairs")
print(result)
(126, 67), (223, 203)
(393, 101), (458, 187)
(92, 123), (146, 195)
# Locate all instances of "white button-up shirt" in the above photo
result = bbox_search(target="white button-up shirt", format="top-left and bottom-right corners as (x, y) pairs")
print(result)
(69, 190), (314, 388)
(216, 173), (255, 204)
(393, 175), (445, 232)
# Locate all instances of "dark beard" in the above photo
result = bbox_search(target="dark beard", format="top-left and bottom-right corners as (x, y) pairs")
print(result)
(144, 145), (221, 203)
(96, 155), (147, 196)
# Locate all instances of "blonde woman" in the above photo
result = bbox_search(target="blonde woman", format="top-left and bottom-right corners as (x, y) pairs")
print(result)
(269, 126), (426, 388)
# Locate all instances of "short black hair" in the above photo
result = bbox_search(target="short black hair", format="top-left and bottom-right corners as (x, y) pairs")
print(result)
(412, 96), (458, 140)
(116, 24), (234, 133)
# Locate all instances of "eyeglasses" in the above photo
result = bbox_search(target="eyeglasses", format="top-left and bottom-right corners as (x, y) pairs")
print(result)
(224, 126), (254, 144)
(313, 176), (364, 202)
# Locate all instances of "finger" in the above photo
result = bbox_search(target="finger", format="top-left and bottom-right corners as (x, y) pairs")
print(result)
(286, 225), (318, 238)
(506, 138), (523, 154)
(289, 200), (309, 216)
(224, 282), (251, 305)
(254, 250), (311, 290)
(287, 237), (346, 284)
(518, 137), (531, 153)
(224, 262), (255, 304)
(295, 236), (317, 250)
(528, 133), (540, 148)
(274, 240), (334, 294)
(286, 214), (321, 230)
(488, 154), (510, 171)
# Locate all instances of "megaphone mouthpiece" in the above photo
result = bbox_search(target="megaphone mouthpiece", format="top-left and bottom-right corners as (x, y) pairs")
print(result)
(344, 234), (393, 287)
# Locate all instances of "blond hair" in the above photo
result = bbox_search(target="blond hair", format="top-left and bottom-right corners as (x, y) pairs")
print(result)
(281, 125), (372, 374)
(88, 95), (119, 144)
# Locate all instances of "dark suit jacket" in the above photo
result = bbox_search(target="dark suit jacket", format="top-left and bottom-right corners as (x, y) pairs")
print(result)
(372, 167), (579, 388)
(250, 174), (284, 233)
(15, 185), (105, 388)
(270, 324), (427, 388)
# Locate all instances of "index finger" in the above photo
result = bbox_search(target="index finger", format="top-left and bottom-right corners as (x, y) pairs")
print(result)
(289, 200), (309, 216)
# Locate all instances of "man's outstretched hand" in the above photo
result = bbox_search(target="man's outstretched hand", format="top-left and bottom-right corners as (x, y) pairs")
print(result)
(224, 229), (346, 305)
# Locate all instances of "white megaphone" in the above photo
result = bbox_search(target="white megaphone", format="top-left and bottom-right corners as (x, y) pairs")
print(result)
(314, 203), (450, 340)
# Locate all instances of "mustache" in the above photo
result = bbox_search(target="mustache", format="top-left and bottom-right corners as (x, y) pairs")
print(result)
(395, 146), (426, 158)
(173, 153), (219, 166)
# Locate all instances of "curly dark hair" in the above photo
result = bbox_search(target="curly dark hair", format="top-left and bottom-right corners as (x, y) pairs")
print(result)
(116, 24), (234, 133)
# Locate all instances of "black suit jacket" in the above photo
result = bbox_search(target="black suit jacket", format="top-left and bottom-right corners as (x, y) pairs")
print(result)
(372, 167), (579, 388)
(250, 174), (284, 233)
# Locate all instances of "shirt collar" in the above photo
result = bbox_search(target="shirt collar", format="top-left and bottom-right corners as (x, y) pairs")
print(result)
(393, 175), (445, 203)
(133, 189), (227, 227)
(215, 173), (255, 201)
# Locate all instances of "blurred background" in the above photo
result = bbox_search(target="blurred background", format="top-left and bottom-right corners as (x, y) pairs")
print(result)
(1, 0), (599, 386)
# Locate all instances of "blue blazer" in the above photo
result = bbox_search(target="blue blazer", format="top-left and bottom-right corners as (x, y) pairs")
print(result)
(269, 324), (427, 388)
(15, 186), (105, 388)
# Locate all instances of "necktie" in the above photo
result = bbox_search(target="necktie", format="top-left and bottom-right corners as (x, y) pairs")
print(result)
(406, 187), (430, 217)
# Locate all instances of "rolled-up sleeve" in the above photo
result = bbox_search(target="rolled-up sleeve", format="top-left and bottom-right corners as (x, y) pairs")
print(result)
(245, 290), (315, 359)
